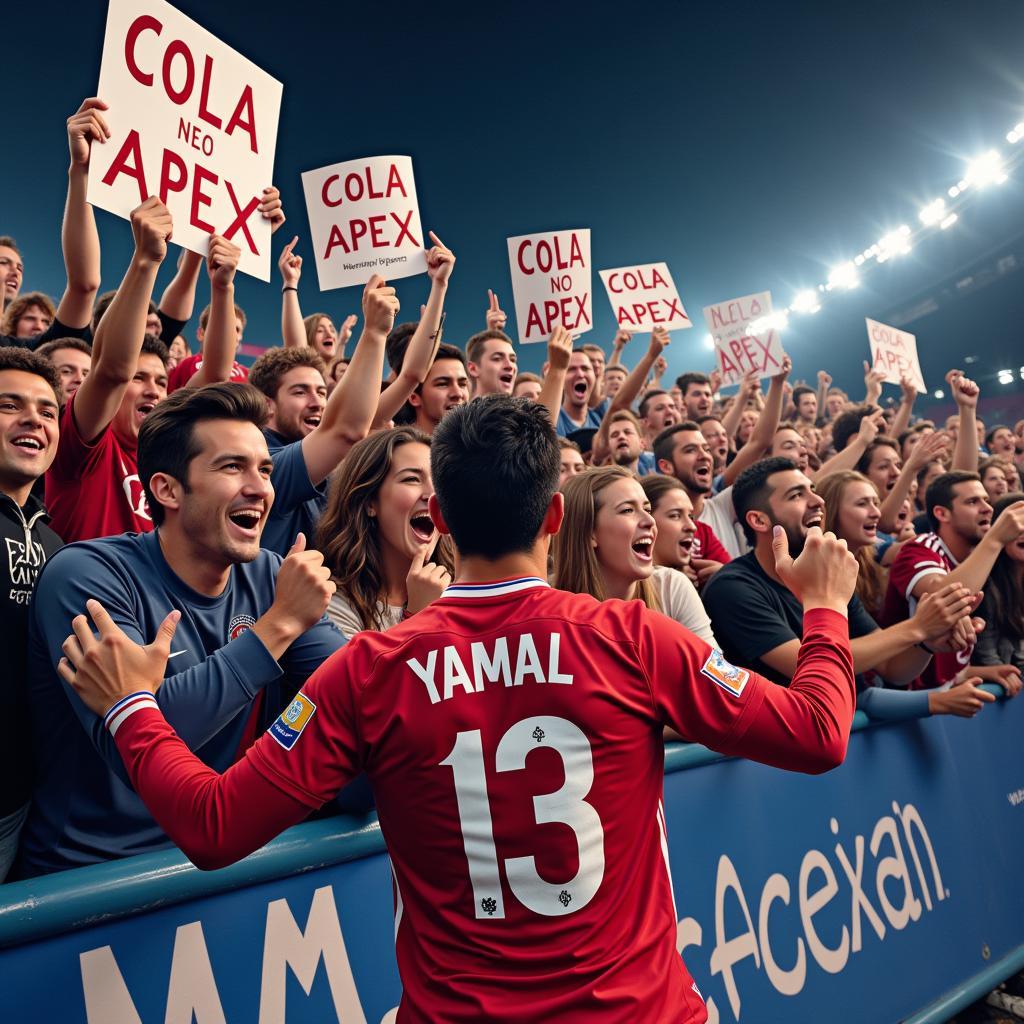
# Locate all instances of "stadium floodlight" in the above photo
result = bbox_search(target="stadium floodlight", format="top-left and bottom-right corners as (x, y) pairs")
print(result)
(932, 389), (945, 399)
(964, 150), (1007, 188)
(1007, 124), (1023, 144)
(998, 369), (1013, 385)
(940, 213), (958, 230)
(919, 198), (946, 226)
(791, 289), (821, 314)
(703, 333), (715, 350)
(828, 262), (859, 289)
(876, 227), (912, 263)
(748, 311), (789, 334)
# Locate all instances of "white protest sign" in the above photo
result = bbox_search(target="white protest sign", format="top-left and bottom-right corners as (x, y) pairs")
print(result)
(301, 156), (428, 290)
(866, 318), (926, 393)
(506, 229), (593, 344)
(703, 291), (787, 387)
(88, 0), (282, 280)
(598, 262), (692, 332)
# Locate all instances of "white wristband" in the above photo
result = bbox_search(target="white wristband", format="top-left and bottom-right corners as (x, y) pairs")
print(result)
(103, 692), (160, 737)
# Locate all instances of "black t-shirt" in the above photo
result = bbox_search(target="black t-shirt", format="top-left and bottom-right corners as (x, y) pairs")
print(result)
(702, 550), (878, 686)
(0, 310), (187, 351)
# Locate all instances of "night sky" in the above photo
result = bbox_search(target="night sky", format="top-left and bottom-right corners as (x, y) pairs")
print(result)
(6, 0), (1024, 419)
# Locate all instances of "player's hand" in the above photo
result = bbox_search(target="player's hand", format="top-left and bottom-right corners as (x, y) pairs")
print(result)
(260, 186), (286, 234)
(67, 97), (110, 168)
(278, 235), (302, 288)
(362, 275), (400, 336)
(692, 558), (725, 587)
(270, 533), (336, 634)
(547, 325), (573, 371)
(774, 354), (793, 381)
(57, 599), (180, 718)
(709, 368), (723, 395)
(772, 525), (857, 611)
(131, 197), (173, 265)
(426, 231), (455, 285)
(207, 234), (241, 291)
(928, 678), (996, 717)
(856, 411), (881, 447)
(486, 289), (507, 332)
(406, 537), (452, 615)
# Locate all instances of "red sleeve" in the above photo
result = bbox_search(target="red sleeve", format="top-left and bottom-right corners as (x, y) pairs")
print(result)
(166, 356), (196, 394)
(640, 606), (855, 774)
(888, 542), (945, 602)
(111, 698), (311, 870)
(697, 522), (732, 564)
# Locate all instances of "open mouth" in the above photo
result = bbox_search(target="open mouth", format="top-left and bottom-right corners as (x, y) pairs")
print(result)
(137, 403), (156, 417)
(410, 514), (434, 543)
(804, 511), (824, 528)
(679, 536), (694, 554)
(11, 435), (44, 451)
(227, 508), (262, 534)
(303, 415), (322, 429)
(499, 372), (515, 388)
(631, 537), (654, 562)
(693, 464), (711, 481)
(573, 381), (588, 398)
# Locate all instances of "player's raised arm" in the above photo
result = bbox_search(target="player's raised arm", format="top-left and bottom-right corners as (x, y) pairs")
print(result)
(59, 600), (335, 870)
(646, 526), (859, 773)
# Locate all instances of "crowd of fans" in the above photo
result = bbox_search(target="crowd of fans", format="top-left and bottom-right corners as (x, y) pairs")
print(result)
(2, 96), (1024, 883)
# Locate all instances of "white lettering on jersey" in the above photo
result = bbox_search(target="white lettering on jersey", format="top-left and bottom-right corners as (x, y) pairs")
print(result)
(407, 633), (574, 705)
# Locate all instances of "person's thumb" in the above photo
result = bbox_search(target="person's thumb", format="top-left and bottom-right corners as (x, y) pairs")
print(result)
(771, 525), (793, 576)
(288, 532), (307, 556)
(151, 609), (181, 656)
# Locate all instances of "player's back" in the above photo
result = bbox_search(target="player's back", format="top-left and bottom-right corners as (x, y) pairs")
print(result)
(348, 577), (709, 1023)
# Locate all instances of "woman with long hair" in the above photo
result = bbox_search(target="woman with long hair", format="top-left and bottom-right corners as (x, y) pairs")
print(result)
(816, 470), (992, 718)
(972, 493), (1024, 686)
(552, 466), (716, 645)
(317, 427), (453, 635)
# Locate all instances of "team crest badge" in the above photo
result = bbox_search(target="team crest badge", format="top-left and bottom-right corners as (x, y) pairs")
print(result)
(228, 614), (257, 642)
(269, 693), (317, 750)
(700, 649), (749, 698)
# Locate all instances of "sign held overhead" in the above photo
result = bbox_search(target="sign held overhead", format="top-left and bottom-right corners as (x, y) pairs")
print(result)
(598, 262), (691, 333)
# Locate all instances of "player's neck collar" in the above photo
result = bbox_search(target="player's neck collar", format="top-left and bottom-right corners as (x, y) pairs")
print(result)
(441, 577), (550, 599)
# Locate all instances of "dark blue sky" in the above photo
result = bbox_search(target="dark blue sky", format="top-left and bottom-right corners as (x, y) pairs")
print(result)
(6, 0), (1024, 412)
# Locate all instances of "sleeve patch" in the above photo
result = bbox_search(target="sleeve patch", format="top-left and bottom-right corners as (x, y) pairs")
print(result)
(701, 650), (750, 698)
(269, 692), (317, 750)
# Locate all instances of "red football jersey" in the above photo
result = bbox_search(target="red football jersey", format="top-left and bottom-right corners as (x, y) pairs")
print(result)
(167, 354), (248, 393)
(112, 578), (854, 1022)
(880, 533), (973, 687)
(45, 393), (152, 542)
(691, 521), (732, 564)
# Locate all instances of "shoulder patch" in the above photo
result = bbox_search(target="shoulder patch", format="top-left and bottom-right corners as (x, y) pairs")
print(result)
(701, 649), (749, 698)
(269, 693), (317, 750)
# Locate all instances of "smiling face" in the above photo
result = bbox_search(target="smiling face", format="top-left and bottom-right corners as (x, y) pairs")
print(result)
(0, 246), (23, 303)
(112, 353), (168, 443)
(269, 366), (327, 442)
(750, 469), (824, 557)
(865, 443), (901, 494)
(312, 317), (338, 361)
(472, 338), (517, 396)
(592, 476), (656, 592)
(370, 442), (435, 565)
(171, 419), (275, 567)
(0, 369), (59, 497)
(836, 479), (882, 551)
(651, 486), (696, 569)
(48, 346), (91, 401)
(412, 358), (470, 430)
(661, 428), (713, 496)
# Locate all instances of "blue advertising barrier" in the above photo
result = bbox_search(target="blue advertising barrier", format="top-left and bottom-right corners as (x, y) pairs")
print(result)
(1, 686), (1022, 1023)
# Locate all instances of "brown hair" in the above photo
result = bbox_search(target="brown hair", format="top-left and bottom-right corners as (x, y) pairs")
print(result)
(0, 346), (62, 403)
(552, 466), (660, 610)
(92, 291), (158, 335)
(199, 302), (247, 333)
(816, 470), (887, 615)
(640, 473), (687, 511)
(35, 337), (93, 361)
(248, 346), (326, 400)
(316, 427), (453, 631)
(1, 291), (55, 336)
(466, 329), (513, 366)
(513, 371), (541, 391)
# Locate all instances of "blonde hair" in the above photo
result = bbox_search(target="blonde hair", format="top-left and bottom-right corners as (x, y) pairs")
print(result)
(816, 470), (887, 615)
(304, 313), (335, 347)
(552, 466), (660, 610)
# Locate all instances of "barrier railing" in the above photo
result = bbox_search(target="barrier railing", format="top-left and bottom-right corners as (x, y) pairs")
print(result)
(1, 686), (1021, 1024)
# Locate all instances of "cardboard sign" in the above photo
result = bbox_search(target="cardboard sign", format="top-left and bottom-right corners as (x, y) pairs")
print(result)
(703, 291), (787, 387)
(506, 229), (593, 344)
(301, 156), (427, 290)
(88, 0), (282, 280)
(598, 262), (692, 332)
(866, 318), (926, 393)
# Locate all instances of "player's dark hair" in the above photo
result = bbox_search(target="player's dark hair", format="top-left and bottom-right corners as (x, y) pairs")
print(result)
(35, 337), (92, 361)
(138, 383), (268, 526)
(431, 396), (559, 559)
(791, 385), (815, 406)
(640, 473), (688, 511)
(984, 492), (1024, 640)
(385, 322), (419, 376)
(926, 470), (981, 532)
(249, 346), (326, 400)
(0, 346), (62, 404)
(140, 333), (170, 368)
(638, 389), (668, 418)
(466, 329), (513, 366)
(733, 456), (798, 546)
(831, 405), (875, 452)
(985, 424), (1011, 449)
(855, 436), (899, 476)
